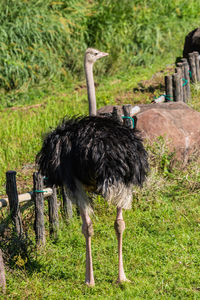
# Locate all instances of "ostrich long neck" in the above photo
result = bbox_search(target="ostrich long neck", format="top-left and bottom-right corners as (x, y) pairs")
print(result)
(85, 61), (96, 116)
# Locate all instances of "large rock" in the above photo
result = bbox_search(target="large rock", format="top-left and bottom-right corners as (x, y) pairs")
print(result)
(183, 28), (200, 57)
(98, 102), (200, 162)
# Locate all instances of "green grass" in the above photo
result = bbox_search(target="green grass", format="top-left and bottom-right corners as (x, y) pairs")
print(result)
(1, 157), (200, 299)
(0, 82), (200, 298)
(0, 0), (200, 100)
(0, 1), (200, 299)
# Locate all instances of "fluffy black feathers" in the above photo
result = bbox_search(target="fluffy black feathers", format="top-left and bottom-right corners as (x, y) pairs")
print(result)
(36, 115), (148, 201)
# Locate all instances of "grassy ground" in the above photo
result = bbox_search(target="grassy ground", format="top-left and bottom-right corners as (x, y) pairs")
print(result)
(0, 1), (200, 299)
(1, 153), (200, 299)
(0, 61), (200, 299)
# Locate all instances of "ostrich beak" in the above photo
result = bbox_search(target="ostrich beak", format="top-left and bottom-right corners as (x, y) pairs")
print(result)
(101, 52), (109, 57)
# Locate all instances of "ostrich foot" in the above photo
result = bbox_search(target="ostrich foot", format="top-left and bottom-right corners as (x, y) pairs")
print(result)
(86, 280), (95, 287)
(116, 277), (131, 284)
(116, 270), (130, 284)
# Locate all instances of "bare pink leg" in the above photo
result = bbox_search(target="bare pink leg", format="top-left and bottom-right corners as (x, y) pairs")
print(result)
(80, 208), (95, 286)
(114, 207), (129, 283)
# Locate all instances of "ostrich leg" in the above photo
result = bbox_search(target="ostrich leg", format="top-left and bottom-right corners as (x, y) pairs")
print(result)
(114, 207), (128, 283)
(80, 208), (95, 286)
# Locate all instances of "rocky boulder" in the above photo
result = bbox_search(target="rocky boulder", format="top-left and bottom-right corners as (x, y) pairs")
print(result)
(98, 102), (200, 162)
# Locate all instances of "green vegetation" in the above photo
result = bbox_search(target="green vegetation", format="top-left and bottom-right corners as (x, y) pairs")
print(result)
(1, 148), (200, 299)
(0, 0), (200, 105)
(0, 0), (200, 299)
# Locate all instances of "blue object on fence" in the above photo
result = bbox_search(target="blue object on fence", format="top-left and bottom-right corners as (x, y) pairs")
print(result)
(154, 94), (173, 101)
(122, 116), (135, 128)
(164, 94), (173, 101)
(33, 190), (48, 193)
(182, 78), (188, 87)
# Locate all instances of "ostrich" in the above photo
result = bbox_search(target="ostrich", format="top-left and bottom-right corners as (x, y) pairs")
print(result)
(36, 48), (148, 286)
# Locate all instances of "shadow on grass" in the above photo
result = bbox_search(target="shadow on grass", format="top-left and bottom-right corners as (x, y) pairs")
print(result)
(133, 83), (165, 94)
(0, 212), (43, 275)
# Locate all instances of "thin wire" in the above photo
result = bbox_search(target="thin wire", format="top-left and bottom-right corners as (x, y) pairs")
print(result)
(154, 94), (173, 101)
(33, 190), (48, 193)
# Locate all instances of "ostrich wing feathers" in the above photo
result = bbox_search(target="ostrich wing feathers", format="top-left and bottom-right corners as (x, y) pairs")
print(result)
(36, 116), (148, 208)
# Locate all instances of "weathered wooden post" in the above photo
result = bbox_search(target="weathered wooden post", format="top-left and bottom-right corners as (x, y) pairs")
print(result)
(112, 106), (122, 123)
(175, 67), (183, 101)
(193, 51), (200, 81)
(172, 73), (180, 102)
(188, 52), (197, 82)
(48, 186), (59, 238)
(181, 59), (191, 101)
(177, 62), (186, 102)
(165, 75), (173, 102)
(61, 186), (73, 222)
(33, 172), (45, 246)
(6, 171), (23, 236)
(122, 104), (133, 128)
(0, 249), (6, 294)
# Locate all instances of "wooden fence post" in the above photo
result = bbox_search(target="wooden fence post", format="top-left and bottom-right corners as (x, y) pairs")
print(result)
(175, 67), (183, 102)
(177, 62), (186, 102)
(0, 249), (6, 294)
(193, 51), (200, 81)
(165, 75), (173, 102)
(6, 171), (23, 236)
(181, 59), (191, 101)
(112, 106), (122, 123)
(172, 73), (180, 102)
(188, 52), (197, 82)
(122, 104), (133, 128)
(33, 172), (45, 246)
(61, 186), (73, 222)
(48, 186), (59, 238)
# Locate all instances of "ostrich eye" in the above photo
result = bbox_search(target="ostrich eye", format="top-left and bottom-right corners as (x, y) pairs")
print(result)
(94, 52), (98, 56)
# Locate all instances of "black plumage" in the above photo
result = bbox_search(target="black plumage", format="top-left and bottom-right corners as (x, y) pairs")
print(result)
(36, 115), (148, 209)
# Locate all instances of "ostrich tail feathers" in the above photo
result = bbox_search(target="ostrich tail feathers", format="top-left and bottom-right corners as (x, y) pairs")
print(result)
(36, 117), (76, 189)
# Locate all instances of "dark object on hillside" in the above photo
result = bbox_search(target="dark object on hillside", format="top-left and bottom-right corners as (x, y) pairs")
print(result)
(0, 249), (6, 294)
(98, 102), (200, 163)
(36, 48), (148, 286)
(183, 28), (200, 58)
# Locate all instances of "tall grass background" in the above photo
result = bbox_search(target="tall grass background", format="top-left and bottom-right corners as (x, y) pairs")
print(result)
(0, 0), (200, 104)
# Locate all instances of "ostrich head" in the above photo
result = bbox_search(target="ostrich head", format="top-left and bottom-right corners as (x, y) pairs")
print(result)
(85, 48), (108, 65)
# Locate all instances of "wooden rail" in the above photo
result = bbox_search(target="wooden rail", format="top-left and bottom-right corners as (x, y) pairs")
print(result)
(0, 187), (53, 209)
